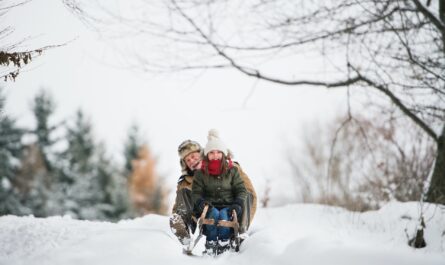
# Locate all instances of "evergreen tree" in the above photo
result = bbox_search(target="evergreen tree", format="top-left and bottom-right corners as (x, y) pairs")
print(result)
(62, 110), (137, 220)
(0, 89), (134, 220)
(123, 124), (144, 176)
(17, 89), (59, 216)
(61, 109), (100, 219)
(0, 88), (25, 215)
(31, 89), (56, 170)
(65, 110), (94, 174)
(16, 143), (50, 216)
(96, 143), (134, 220)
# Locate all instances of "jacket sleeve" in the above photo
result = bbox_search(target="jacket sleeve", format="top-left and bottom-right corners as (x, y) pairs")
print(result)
(191, 171), (204, 208)
(233, 163), (257, 217)
(171, 175), (192, 214)
(171, 182), (181, 214)
(231, 167), (247, 203)
(233, 163), (256, 199)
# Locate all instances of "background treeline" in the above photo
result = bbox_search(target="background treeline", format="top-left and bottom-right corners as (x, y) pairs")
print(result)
(286, 109), (436, 212)
(0, 88), (167, 221)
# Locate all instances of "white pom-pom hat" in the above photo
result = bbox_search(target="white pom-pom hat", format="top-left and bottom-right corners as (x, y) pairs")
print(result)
(204, 129), (228, 156)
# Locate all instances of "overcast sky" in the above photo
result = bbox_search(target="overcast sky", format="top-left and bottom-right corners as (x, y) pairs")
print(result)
(2, 0), (349, 206)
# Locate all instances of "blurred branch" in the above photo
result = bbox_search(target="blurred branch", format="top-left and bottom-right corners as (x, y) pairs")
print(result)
(0, 43), (66, 81)
(356, 70), (439, 142)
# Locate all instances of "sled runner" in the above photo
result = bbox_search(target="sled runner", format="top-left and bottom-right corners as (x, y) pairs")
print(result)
(184, 205), (241, 255)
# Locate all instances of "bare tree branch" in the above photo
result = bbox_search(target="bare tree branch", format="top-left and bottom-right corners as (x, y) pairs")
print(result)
(172, 0), (364, 87)
(357, 72), (439, 142)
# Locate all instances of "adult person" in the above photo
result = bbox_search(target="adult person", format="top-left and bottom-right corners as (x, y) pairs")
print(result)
(169, 140), (202, 250)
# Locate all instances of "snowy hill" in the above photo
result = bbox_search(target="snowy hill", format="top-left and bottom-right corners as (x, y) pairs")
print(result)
(1, 202), (444, 265)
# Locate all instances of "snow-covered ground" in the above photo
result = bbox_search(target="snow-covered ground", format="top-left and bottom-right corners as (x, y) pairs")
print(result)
(1, 202), (444, 265)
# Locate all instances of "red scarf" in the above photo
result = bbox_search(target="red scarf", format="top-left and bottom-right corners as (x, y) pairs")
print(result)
(202, 159), (233, 175)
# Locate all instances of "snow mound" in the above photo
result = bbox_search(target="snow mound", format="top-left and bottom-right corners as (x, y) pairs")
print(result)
(0, 202), (444, 265)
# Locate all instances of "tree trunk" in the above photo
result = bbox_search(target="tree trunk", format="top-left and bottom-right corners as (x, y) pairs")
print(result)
(426, 125), (445, 204)
(440, 0), (445, 23)
(408, 216), (426, 248)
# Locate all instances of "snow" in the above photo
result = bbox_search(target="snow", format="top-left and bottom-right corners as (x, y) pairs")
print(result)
(1, 202), (444, 265)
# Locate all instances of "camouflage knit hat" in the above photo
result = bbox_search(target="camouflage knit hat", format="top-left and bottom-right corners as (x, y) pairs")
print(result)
(178, 140), (202, 174)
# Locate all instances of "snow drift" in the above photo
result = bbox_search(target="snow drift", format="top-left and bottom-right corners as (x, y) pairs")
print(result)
(0, 202), (444, 265)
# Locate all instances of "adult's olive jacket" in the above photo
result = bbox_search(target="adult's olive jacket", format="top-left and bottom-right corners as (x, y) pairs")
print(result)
(192, 165), (247, 209)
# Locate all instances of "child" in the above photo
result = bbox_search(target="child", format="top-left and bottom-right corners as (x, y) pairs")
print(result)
(192, 129), (247, 255)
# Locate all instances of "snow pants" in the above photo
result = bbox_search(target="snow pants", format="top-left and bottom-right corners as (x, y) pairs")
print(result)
(204, 207), (231, 241)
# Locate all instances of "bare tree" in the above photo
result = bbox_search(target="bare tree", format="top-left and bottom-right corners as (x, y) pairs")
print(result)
(75, 0), (445, 204)
(289, 111), (435, 211)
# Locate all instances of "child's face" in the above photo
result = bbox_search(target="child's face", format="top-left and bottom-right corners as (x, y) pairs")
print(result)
(207, 150), (223, 161)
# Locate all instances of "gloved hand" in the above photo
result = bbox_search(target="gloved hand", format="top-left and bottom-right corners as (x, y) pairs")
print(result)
(194, 199), (212, 217)
(229, 198), (243, 218)
(229, 204), (242, 218)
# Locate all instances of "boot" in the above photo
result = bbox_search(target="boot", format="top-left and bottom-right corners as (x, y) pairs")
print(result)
(203, 240), (217, 256)
(169, 214), (190, 246)
(217, 239), (231, 255)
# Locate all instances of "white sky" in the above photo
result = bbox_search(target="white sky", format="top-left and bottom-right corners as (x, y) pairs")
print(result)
(1, 0), (350, 205)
